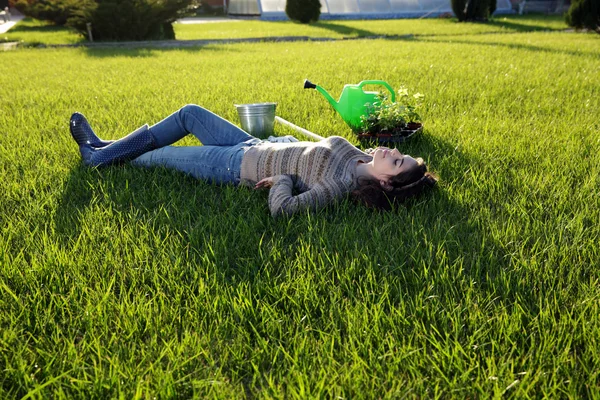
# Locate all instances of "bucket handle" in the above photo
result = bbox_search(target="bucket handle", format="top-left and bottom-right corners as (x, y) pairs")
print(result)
(358, 80), (396, 102)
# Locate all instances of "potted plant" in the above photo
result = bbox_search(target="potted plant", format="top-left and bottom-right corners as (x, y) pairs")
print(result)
(355, 87), (424, 143)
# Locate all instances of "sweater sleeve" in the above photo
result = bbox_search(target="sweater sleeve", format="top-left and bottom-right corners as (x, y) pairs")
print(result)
(268, 175), (340, 218)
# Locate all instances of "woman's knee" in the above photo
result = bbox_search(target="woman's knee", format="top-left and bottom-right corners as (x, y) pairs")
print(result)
(180, 104), (204, 116)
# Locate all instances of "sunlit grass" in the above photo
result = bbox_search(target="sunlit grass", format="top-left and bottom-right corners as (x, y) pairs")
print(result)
(0, 23), (599, 398)
(174, 14), (568, 40)
(3, 14), (568, 46)
(2, 18), (83, 45)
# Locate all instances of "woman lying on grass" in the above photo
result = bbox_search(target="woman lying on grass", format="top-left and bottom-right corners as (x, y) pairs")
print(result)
(69, 104), (437, 217)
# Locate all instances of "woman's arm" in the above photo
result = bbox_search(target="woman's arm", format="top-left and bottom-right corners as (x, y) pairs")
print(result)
(257, 175), (339, 218)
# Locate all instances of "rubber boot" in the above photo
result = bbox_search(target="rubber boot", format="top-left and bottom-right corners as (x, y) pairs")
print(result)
(70, 112), (115, 148)
(80, 124), (156, 167)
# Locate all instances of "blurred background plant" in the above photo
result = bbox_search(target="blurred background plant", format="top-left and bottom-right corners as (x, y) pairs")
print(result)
(566, 0), (599, 33)
(285, 0), (321, 24)
(451, 0), (497, 22)
(13, 0), (197, 40)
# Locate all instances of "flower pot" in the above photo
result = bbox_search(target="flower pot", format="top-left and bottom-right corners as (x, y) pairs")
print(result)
(356, 122), (423, 144)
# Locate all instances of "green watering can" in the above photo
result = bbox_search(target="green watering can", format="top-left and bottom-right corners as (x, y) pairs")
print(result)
(304, 79), (396, 130)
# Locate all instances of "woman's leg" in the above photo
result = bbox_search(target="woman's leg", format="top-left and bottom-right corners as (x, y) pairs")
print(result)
(71, 104), (253, 168)
(131, 144), (245, 185)
(76, 124), (156, 167)
(149, 104), (255, 148)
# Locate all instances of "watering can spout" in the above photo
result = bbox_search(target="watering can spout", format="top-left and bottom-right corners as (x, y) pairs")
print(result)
(303, 80), (317, 90)
(304, 79), (340, 113)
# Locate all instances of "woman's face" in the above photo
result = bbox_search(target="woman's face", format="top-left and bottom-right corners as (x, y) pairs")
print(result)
(371, 147), (418, 181)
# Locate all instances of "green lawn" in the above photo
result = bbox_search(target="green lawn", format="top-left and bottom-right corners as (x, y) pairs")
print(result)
(3, 14), (569, 45)
(1, 19), (599, 398)
(2, 18), (84, 45)
(174, 14), (568, 40)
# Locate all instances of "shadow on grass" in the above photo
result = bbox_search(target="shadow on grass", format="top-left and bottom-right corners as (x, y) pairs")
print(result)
(57, 126), (564, 335)
(311, 21), (378, 37)
(8, 17), (241, 55)
(485, 16), (565, 33)
(55, 129), (510, 293)
(7, 17), (75, 33)
(55, 127), (551, 391)
(405, 35), (597, 60)
(444, 14), (567, 35)
(359, 130), (512, 289)
(77, 16), (571, 58)
(5, 17), (85, 43)
(80, 43), (242, 58)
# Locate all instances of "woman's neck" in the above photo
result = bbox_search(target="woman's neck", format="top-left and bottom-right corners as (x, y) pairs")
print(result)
(355, 160), (375, 182)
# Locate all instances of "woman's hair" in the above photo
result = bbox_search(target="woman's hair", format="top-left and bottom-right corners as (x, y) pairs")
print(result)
(351, 150), (438, 211)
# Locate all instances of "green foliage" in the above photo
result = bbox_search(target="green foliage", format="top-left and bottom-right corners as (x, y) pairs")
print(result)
(467, 0), (490, 21)
(359, 88), (424, 134)
(285, 0), (321, 24)
(13, 0), (92, 25)
(77, 0), (196, 41)
(13, 0), (196, 41)
(566, 0), (600, 33)
(452, 0), (492, 22)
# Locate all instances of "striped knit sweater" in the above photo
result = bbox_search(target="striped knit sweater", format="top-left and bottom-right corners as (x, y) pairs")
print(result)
(240, 136), (372, 217)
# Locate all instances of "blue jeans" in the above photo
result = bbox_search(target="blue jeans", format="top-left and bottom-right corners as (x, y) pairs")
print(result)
(131, 104), (261, 185)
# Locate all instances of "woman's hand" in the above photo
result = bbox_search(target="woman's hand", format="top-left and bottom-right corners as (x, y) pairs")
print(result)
(254, 177), (275, 190)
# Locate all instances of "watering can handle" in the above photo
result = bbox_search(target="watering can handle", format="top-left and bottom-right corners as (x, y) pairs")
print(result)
(358, 80), (396, 102)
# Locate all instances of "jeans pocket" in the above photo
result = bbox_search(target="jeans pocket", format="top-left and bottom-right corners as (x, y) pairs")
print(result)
(227, 147), (243, 172)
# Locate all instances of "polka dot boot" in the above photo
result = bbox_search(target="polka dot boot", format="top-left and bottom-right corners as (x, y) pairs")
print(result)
(69, 112), (115, 148)
(82, 124), (157, 167)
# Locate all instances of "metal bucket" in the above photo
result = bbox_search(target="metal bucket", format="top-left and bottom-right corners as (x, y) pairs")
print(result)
(235, 102), (277, 139)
